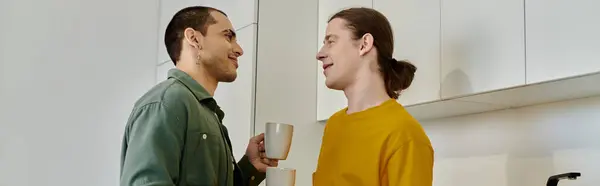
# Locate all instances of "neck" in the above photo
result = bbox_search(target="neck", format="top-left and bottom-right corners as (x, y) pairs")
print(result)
(176, 60), (218, 96)
(343, 71), (391, 114)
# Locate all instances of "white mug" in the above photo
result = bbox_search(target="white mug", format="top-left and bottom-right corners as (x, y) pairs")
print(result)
(265, 122), (294, 160)
(266, 167), (296, 186)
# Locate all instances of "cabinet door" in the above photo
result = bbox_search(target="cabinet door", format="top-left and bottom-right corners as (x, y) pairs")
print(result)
(203, 0), (257, 30)
(374, 0), (441, 106)
(525, 0), (600, 84)
(316, 0), (373, 121)
(157, 0), (207, 64)
(440, 0), (525, 98)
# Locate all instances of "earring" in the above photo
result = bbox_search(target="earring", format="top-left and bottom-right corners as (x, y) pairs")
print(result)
(195, 54), (201, 65)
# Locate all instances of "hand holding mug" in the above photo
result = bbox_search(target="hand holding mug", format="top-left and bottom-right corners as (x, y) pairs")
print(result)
(246, 133), (279, 172)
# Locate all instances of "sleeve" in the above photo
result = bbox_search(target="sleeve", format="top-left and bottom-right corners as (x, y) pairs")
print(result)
(120, 102), (185, 186)
(237, 155), (266, 186)
(385, 140), (434, 186)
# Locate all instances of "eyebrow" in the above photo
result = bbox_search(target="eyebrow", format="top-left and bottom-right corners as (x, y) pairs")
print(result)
(222, 29), (236, 37)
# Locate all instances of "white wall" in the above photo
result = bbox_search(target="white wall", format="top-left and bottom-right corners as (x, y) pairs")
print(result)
(0, 0), (159, 185)
(424, 96), (600, 186)
(254, 0), (324, 186)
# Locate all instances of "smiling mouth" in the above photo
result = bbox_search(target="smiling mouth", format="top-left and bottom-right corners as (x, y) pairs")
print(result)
(229, 58), (238, 68)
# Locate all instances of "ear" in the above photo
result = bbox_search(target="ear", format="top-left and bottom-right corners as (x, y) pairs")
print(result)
(358, 33), (374, 56)
(183, 27), (203, 49)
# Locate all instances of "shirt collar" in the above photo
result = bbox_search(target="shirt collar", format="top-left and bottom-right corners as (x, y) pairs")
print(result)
(167, 68), (225, 121)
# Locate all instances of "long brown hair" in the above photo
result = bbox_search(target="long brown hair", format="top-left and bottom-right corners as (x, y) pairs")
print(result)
(329, 7), (416, 99)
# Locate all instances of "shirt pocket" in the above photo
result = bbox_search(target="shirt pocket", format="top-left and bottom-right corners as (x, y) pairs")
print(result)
(184, 131), (225, 186)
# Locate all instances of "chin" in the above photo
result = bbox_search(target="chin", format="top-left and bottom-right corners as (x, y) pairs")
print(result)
(325, 80), (344, 90)
(219, 73), (237, 83)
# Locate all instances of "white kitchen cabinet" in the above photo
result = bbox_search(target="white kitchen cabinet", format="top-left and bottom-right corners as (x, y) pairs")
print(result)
(316, 0), (372, 121)
(156, 61), (175, 84)
(525, 0), (600, 84)
(374, 0), (441, 106)
(203, 0), (257, 30)
(214, 24), (257, 160)
(440, 0), (525, 98)
(157, 0), (257, 64)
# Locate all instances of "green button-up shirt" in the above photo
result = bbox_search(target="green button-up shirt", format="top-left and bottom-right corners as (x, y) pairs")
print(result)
(120, 68), (265, 186)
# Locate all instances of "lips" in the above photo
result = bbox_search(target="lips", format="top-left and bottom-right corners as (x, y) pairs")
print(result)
(229, 57), (239, 68)
(322, 63), (333, 76)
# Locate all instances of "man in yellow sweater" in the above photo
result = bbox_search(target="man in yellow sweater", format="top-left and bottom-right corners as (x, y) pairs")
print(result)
(313, 7), (434, 186)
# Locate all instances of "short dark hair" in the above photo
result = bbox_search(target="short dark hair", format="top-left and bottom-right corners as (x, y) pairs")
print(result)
(164, 6), (227, 65)
(329, 7), (416, 99)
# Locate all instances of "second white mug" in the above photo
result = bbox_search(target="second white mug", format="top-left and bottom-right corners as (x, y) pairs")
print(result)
(266, 167), (296, 186)
(265, 122), (294, 160)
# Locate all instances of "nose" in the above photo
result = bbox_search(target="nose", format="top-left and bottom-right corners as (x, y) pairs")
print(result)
(233, 42), (244, 57)
(316, 48), (326, 61)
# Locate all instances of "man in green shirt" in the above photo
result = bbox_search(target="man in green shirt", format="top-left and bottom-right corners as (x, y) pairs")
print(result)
(120, 6), (278, 186)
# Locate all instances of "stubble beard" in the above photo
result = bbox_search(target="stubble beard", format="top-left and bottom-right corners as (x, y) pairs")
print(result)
(203, 57), (237, 83)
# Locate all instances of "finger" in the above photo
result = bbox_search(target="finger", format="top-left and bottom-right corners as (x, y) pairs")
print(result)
(270, 159), (279, 167)
(260, 152), (267, 158)
(250, 133), (265, 143)
(261, 158), (279, 167)
(261, 158), (270, 165)
(256, 133), (265, 142)
(258, 143), (265, 152)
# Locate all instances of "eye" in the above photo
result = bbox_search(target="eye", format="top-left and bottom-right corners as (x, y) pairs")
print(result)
(225, 33), (233, 41)
(326, 40), (334, 46)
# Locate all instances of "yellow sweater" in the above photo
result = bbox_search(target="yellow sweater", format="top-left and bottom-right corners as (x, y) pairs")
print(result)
(313, 99), (434, 186)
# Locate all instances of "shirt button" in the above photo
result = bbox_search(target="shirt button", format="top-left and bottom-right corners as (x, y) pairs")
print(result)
(251, 176), (255, 180)
(202, 134), (207, 139)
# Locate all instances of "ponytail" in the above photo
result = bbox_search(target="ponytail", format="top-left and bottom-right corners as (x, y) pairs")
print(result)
(379, 57), (417, 99)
